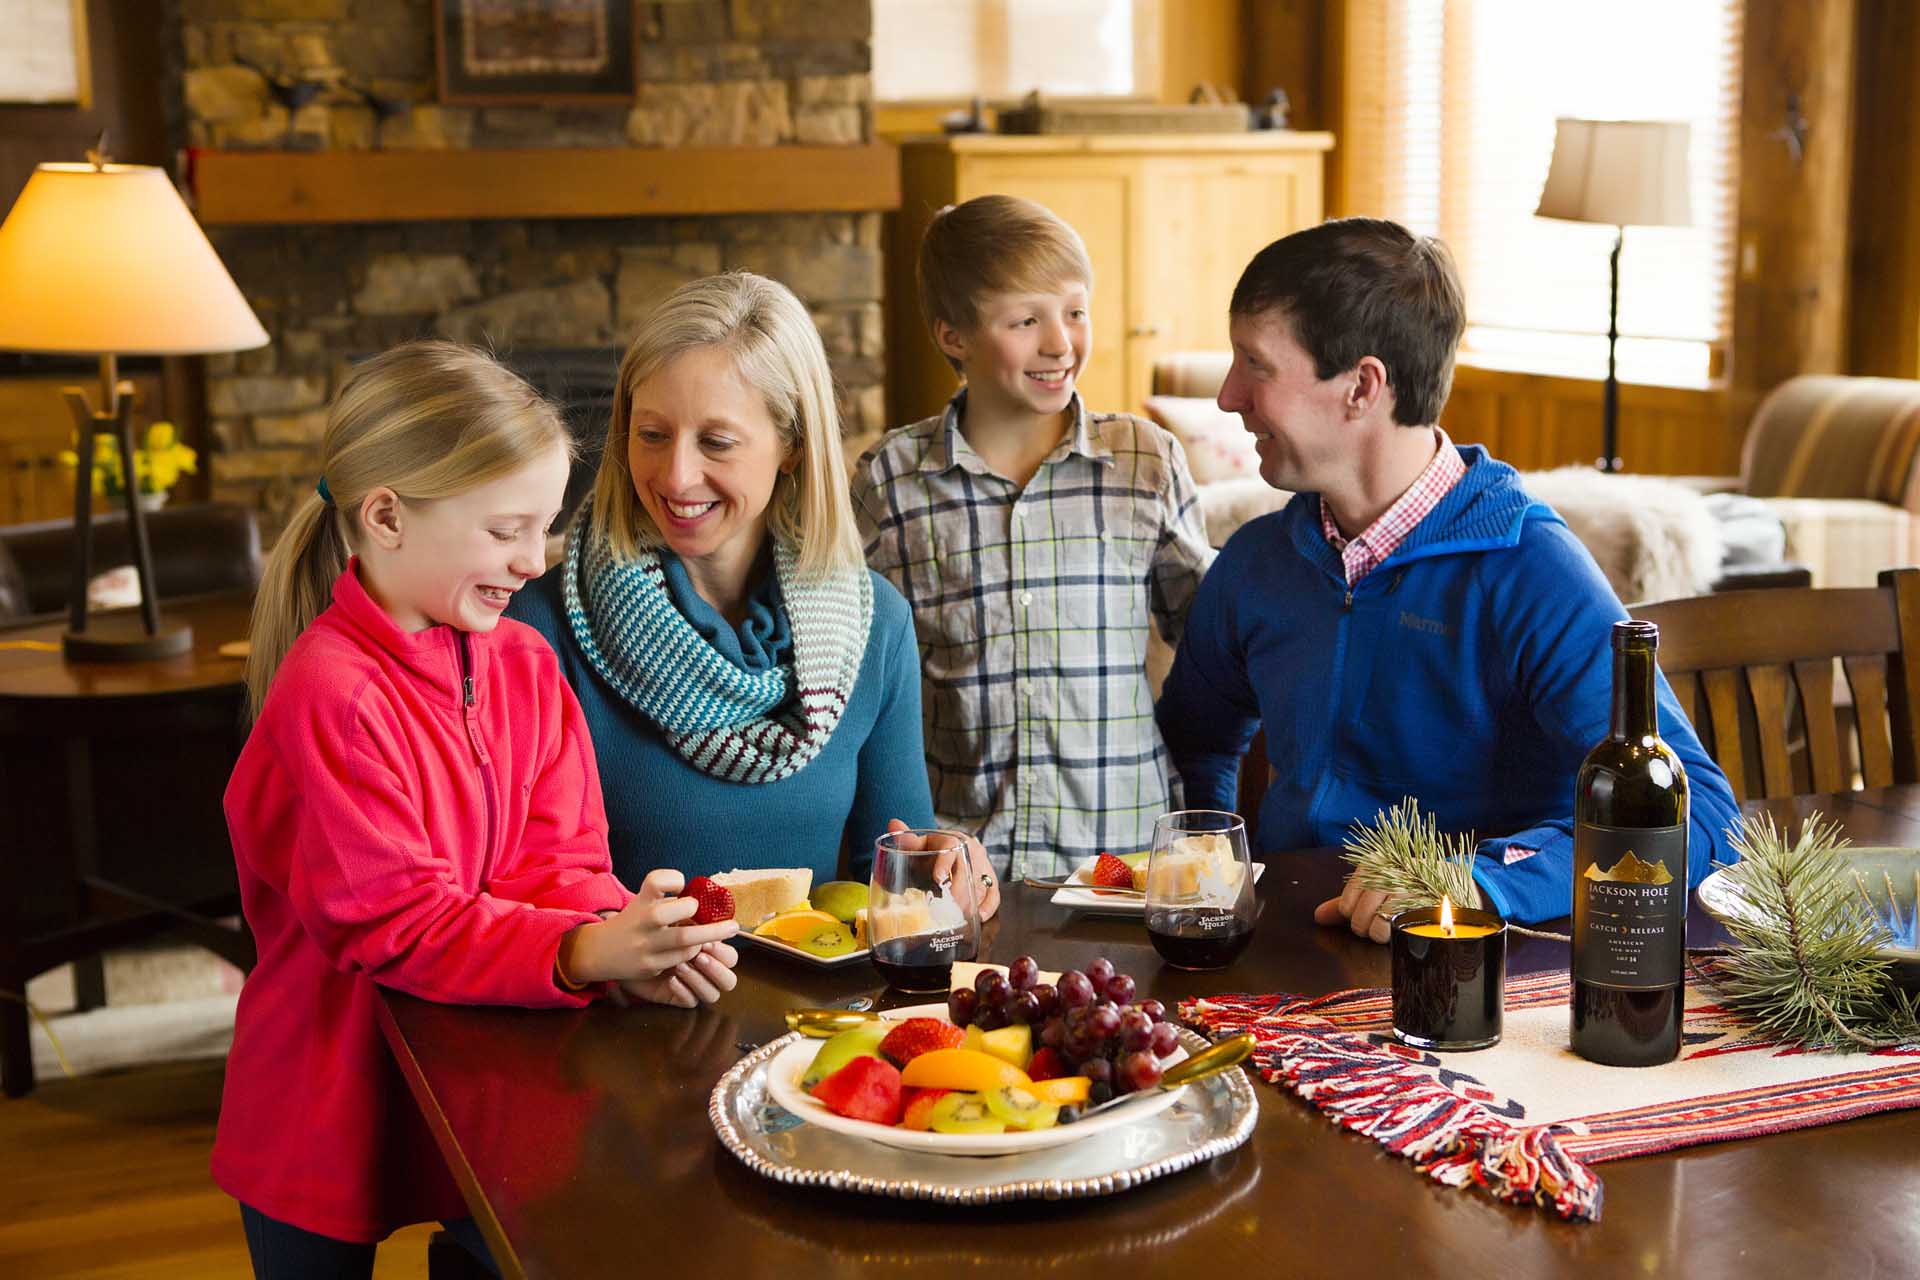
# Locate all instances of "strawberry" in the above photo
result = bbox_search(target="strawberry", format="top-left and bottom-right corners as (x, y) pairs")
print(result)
(1091, 852), (1134, 889)
(682, 876), (734, 926)
(879, 1016), (966, 1066)
(810, 1056), (904, 1125)
(1026, 1047), (1069, 1082)
(899, 1087), (952, 1131)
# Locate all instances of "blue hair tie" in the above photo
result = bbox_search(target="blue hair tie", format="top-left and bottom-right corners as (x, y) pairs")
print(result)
(316, 475), (334, 505)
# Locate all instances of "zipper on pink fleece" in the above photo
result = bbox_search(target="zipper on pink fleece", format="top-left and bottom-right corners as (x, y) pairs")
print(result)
(457, 632), (498, 878)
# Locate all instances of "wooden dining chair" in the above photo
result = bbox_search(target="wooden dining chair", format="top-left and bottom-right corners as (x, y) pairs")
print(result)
(1630, 567), (1920, 801)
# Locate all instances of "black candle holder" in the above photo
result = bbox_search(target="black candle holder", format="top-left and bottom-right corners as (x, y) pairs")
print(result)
(1390, 904), (1507, 1051)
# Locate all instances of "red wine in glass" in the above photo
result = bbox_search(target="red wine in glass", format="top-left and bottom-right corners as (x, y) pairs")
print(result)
(871, 929), (969, 993)
(1148, 907), (1253, 970)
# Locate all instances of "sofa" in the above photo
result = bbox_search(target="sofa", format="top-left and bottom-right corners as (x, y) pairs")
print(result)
(0, 502), (264, 626)
(1143, 356), (1920, 601)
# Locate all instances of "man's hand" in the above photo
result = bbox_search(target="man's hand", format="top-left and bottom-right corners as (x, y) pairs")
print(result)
(1312, 872), (1393, 944)
(884, 818), (1001, 921)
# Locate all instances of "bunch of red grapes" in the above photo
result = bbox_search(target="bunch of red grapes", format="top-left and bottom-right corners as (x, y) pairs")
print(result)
(947, 955), (1181, 1102)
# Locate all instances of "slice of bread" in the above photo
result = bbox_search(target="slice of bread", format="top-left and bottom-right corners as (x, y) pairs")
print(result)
(711, 867), (814, 928)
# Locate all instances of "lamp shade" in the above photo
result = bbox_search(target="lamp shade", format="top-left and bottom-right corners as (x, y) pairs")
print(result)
(1534, 118), (1692, 229)
(0, 162), (267, 356)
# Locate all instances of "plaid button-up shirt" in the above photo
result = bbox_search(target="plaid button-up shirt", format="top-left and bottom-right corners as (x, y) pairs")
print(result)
(1318, 428), (1466, 584)
(853, 394), (1215, 878)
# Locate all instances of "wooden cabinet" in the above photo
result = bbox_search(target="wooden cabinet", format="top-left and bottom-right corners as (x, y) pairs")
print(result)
(887, 131), (1334, 425)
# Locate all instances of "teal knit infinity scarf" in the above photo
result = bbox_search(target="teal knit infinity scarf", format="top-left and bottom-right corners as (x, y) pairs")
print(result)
(562, 508), (873, 785)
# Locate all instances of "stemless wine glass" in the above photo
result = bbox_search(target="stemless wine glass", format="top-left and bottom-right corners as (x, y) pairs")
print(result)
(868, 828), (981, 993)
(1145, 810), (1256, 970)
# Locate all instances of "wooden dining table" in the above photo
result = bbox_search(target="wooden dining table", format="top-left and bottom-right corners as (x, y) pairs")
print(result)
(378, 788), (1920, 1279)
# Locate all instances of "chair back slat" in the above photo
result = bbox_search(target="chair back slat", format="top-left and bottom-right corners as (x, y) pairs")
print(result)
(1845, 655), (1895, 787)
(1791, 657), (1847, 793)
(1632, 569), (1920, 800)
(1745, 663), (1796, 796)
(1699, 667), (1749, 802)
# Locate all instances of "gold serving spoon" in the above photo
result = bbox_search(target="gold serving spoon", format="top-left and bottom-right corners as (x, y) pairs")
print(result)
(785, 1008), (887, 1037)
(1073, 1032), (1257, 1120)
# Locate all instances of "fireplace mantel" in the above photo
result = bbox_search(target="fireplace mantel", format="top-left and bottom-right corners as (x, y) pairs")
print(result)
(189, 144), (901, 226)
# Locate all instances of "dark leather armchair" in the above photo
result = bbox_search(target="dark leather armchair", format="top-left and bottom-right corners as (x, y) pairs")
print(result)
(0, 502), (263, 625)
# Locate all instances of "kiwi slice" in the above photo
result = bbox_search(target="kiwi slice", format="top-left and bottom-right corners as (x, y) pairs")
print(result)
(798, 923), (857, 958)
(927, 1092), (1005, 1135)
(981, 1086), (1060, 1131)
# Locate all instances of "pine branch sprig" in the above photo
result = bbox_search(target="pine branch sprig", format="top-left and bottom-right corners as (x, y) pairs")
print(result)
(1711, 814), (1920, 1049)
(1341, 798), (1480, 914)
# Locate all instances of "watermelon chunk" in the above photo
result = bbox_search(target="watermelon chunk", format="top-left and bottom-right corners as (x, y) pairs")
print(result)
(809, 1055), (905, 1125)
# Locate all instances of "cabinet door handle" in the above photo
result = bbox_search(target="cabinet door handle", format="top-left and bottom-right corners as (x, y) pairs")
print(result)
(1127, 325), (1162, 339)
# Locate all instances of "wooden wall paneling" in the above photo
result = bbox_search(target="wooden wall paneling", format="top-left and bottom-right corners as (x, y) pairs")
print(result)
(884, 144), (961, 425)
(1729, 0), (1857, 430)
(1158, 0), (1245, 102)
(1243, 0), (1327, 128)
(1847, 0), (1920, 379)
(1444, 365), (1730, 477)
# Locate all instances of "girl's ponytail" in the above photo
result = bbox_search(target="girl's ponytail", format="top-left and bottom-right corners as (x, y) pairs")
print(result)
(244, 491), (348, 720)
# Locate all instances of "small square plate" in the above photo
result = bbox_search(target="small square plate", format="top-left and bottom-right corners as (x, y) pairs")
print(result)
(735, 929), (872, 969)
(1050, 859), (1266, 916)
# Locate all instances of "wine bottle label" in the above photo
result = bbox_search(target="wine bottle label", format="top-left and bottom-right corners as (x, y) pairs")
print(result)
(1573, 822), (1686, 988)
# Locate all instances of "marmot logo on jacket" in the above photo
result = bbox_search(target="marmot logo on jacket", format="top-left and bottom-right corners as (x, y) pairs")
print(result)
(1398, 610), (1450, 637)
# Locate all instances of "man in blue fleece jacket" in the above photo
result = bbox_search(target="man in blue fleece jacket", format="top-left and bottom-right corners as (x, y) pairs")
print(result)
(1155, 217), (1739, 932)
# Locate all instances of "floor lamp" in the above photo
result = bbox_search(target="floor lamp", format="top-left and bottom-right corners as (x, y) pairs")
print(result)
(1535, 118), (1693, 473)
(0, 150), (267, 660)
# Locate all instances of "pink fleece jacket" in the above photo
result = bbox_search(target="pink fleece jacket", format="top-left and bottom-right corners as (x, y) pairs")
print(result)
(211, 561), (631, 1243)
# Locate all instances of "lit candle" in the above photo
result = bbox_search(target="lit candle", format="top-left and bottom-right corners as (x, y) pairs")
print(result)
(1389, 896), (1507, 1051)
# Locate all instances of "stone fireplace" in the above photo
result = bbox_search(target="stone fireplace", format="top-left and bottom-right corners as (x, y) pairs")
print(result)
(177, 1), (884, 541)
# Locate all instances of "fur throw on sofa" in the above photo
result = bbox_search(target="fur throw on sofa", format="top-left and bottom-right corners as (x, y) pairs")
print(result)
(1518, 467), (1724, 604)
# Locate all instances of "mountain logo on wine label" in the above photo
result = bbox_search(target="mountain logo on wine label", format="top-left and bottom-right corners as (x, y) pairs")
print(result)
(1583, 849), (1673, 884)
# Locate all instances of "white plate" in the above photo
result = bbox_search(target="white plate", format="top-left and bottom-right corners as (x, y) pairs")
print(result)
(735, 929), (872, 969)
(1051, 859), (1266, 915)
(763, 1003), (1187, 1156)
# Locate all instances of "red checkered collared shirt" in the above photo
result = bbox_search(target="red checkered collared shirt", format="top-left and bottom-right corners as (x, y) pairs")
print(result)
(1319, 428), (1466, 585)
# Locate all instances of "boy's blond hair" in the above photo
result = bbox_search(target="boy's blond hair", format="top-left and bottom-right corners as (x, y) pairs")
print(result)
(917, 195), (1095, 372)
(590, 271), (861, 578)
(246, 340), (572, 719)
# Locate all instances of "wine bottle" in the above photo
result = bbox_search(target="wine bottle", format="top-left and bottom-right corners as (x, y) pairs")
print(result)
(1571, 619), (1688, 1066)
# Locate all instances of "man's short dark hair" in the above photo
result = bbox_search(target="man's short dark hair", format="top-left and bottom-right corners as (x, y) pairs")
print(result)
(1229, 217), (1466, 426)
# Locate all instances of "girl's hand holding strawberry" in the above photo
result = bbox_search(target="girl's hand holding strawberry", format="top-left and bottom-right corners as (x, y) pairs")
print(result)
(560, 868), (741, 1007)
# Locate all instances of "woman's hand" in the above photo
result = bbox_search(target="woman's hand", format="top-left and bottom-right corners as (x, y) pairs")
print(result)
(563, 868), (741, 987)
(884, 818), (1001, 921)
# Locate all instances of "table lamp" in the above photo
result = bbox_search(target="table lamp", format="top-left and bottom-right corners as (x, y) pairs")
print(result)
(1534, 118), (1692, 473)
(0, 147), (267, 660)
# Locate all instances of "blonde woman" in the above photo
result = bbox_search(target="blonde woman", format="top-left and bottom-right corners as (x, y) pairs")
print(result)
(511, 273), (1000, 916)
(221, 341), (739, 1276)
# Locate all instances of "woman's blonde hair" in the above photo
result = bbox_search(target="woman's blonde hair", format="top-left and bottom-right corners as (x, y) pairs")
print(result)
(245, 339), (571, 719)
(588, 271), (861, 578)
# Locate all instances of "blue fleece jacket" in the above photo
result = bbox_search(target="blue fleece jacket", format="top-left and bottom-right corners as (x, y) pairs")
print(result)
(508, 559), (936, 888)
(1155, 446), (1741, 925)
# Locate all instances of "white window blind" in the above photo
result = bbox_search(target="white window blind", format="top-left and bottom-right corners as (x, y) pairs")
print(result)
(873, 0), (1143, 103)
(1367, 0), (1742, 384)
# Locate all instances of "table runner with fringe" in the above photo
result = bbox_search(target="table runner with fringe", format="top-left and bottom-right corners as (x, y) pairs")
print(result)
(1181, 967), (1920, 1222)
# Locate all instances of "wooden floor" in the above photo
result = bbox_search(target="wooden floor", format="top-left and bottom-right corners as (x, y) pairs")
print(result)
(0, 1059), (434, 1279)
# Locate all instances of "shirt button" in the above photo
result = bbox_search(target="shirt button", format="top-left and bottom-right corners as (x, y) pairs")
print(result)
(1012, 506), (1025, 521)
(1100, 530), (1112, 543)
(1019, 591), (1034, 607)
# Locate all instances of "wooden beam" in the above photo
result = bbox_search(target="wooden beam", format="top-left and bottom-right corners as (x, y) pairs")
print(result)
(191, 144), (902, 226)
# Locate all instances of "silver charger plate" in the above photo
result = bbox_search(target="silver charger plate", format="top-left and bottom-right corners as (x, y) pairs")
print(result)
(709, 1023), (1259, 1203)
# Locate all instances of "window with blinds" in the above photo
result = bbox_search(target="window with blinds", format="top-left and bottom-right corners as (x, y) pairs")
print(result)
(1348, 0), (1742, 385)
(873, 0), (1152, 103)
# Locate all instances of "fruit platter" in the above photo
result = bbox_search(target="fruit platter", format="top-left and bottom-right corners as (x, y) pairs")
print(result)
(685, 868), (877, 967)
(710, 955), (1260, 1202)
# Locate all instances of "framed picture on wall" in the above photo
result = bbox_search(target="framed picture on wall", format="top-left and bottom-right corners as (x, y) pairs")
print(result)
(435, 0), (636, 105)
(0, 0), (91, 106)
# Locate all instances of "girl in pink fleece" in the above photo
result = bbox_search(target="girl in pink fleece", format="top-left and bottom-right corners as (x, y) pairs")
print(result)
(214, 342), (740, 1277)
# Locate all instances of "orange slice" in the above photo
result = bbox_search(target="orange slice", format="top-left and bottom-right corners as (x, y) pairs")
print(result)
(753, 909), (842, 942)
(1027, 1076), (1091, 1105)
(898, 1047), (1033, 1092)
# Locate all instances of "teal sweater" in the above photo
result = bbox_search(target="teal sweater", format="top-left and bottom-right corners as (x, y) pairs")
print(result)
(509, 555), (935, 888)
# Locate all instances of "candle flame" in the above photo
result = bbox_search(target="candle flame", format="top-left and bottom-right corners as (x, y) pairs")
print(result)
(1439, 894), (1455, 936)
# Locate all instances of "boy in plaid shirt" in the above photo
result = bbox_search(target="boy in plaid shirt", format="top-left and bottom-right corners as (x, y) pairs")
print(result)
(852, 195), (1214, 879)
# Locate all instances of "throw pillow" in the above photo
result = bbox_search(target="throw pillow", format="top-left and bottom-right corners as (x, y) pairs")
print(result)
(1144, 395), (1260, 486)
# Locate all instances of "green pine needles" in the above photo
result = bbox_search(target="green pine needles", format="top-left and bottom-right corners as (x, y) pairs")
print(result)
(1341, 798), (1480, 914)
(1711, 815), (1920, 1050)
